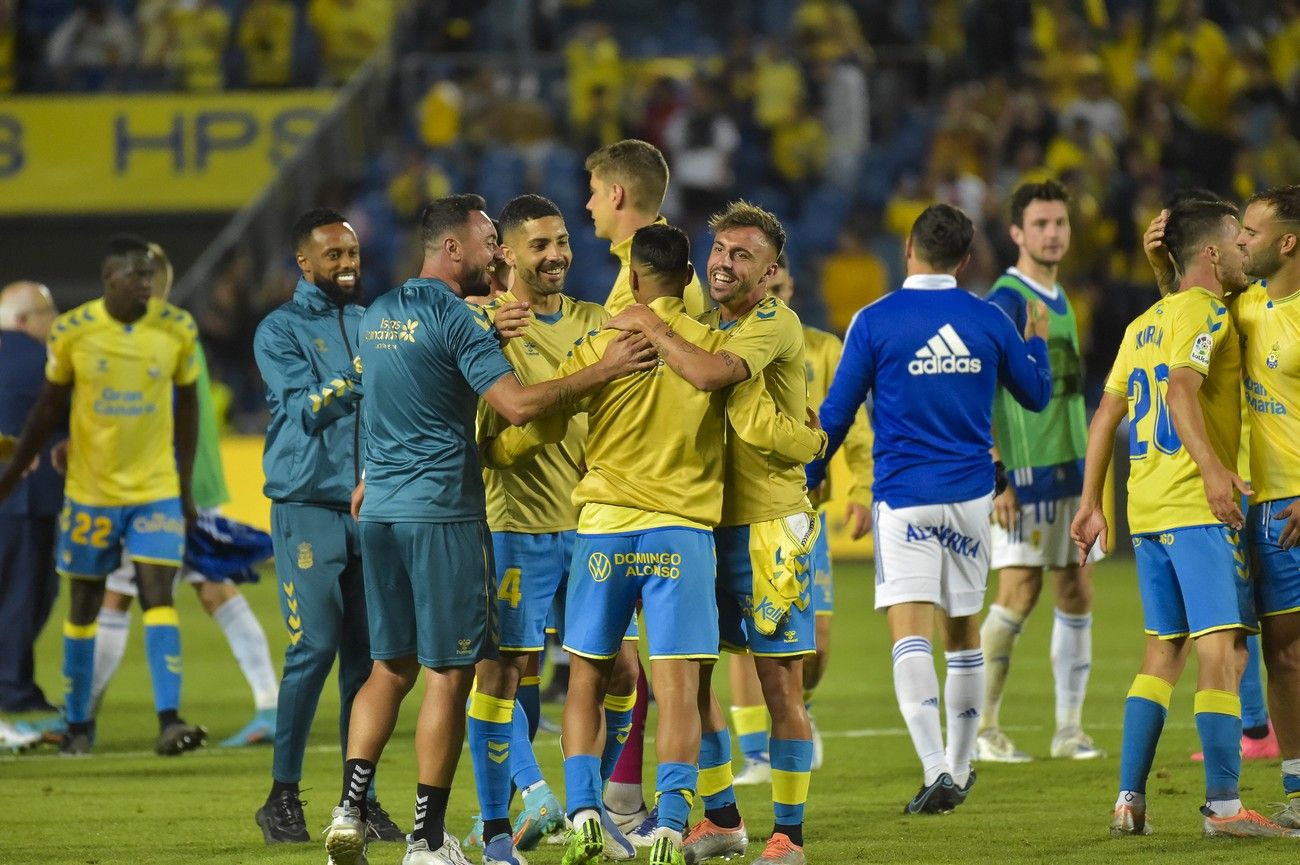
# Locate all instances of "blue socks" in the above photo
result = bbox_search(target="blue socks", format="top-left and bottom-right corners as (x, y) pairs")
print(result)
(63, 620), (97, 726)
(1118, 674), (1172, 794)
(468, 690), (515, 823)
(142, 607), (182, 713)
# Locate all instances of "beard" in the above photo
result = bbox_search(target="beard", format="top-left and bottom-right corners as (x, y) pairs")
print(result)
(1244, 247), (1282, 282)
(460, 263), (492, 297)
(314, 272), (361, 305)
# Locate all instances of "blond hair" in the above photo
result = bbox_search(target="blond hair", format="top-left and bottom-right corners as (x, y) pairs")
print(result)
(584, 139), (670, 216)
(707, 200), (787, 257)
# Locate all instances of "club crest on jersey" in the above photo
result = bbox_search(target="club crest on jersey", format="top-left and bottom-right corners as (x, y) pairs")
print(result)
(313, 337), (329, 353)
(1190, 332), (1213, 365)
(1268, 342), (1280, 369)
(297, 542), (313, 569)
(588, 552), (611, 582)
(909, 324), (982, 375)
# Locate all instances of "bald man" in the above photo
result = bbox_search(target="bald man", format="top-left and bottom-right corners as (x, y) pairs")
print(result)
(0, 280), (63, 713)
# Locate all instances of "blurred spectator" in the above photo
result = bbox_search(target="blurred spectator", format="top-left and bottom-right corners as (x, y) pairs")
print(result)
(171, 0), (231, 91)
(46, 0), (136, 91)
(637, 75), (686, 154)
(308, 0), (392, 85)
(814, 45), (870, 180)
(771, 101), (828, 187)
(1147, 0), (1238, 131)
(566, 22), (623, 141)
(753, 39), (804, 130)
(663, 76), (741, 224)
(417, 78), (462, 149)
(0, 0), (15, 93)
(819, 226), (888, 332)
(238, 0), (296, 88)
(1060, 67), (1126, 144)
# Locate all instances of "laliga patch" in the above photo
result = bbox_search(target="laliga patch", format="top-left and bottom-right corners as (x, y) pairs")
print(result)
(1190, 332), (1213, 366)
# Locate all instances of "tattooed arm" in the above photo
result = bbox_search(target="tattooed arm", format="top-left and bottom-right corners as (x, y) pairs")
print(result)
(606, 304), (749, 392)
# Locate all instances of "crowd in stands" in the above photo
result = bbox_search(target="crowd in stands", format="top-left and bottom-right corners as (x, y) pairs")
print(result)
(7, 0), (1299, 429)
(1, 0), (397, 92)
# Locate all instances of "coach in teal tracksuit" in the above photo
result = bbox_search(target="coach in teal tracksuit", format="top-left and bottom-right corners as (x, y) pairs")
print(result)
(252, 209), (401, 844)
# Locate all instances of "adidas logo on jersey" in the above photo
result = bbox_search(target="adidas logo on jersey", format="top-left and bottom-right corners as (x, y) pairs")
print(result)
(909, 324), (982, 375)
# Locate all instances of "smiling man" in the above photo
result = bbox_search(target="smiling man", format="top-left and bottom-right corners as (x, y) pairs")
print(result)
(253, 209), (405, 845)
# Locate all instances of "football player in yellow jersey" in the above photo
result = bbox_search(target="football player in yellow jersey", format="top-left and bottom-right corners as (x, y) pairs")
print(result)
(584, 139), (710, 316)
(1073, 198), (1294, 838)
(608, 202), (819, 865)
(1234, 185), (1300, 822)
(530, 225), (823, 865)
(464, 194), (636, 858)
(0, 236), (205, 757)
(726, 253), (874, 785)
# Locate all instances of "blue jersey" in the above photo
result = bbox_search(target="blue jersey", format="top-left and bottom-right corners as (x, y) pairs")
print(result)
(358, 278), (514, 523)
(808, 274), (1052, 508)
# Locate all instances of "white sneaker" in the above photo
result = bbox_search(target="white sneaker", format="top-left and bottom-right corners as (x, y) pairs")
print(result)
(810, 715), (824, 771)
(975, 728), (1032, 763)
(1051, 727), (1104, 760)
(734, 754), (772, 786)
(606, 803), (649, 835)
(402, 833), (473, 865)
(0, 720), (40, 753)
(324, 805), (368, 865)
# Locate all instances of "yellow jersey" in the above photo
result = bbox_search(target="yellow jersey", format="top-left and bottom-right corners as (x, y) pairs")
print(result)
(700, 296), (812, 526)
(604, 217), (710, 317)
(45, 298), (199, 506)
(802, 324), (873, 506)
(1234, 280), (1300, 502)
(551, 296), (824, 533)
(1103, 288), (1241, 534)
(477, 291), (608, 533)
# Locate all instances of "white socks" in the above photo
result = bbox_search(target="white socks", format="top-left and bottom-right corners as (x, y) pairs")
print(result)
(892, 637), (947, 785)
(91, 607), (131, 708)
(979, 604), (1023, 730)
(213, 594), (279, 710)
(944, 649), (985, 788)
(1052, 609), (1092, 731)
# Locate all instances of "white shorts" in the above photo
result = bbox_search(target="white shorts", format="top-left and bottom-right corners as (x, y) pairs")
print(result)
(873, 494), (993, 617)
(104, 507), (215, 595)
(990, 496), (1104, 569)
(105, 555), (205, 596)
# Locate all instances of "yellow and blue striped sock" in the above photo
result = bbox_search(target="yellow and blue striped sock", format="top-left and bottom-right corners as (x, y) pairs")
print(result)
(1195, 689), (1242, 805)
(600, 691), (637, 782)
(1118, 674), (1172, 794)
(63, 620), (97, 726)
(468, 689), (515, 834)
(731, 704), (769, 760)
(142, 607), (181, 713)
(771, 738), (812, 845)
(698, 729), (736, 813)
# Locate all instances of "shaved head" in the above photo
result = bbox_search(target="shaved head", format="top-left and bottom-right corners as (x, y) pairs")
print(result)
(0, 281), (57, 340)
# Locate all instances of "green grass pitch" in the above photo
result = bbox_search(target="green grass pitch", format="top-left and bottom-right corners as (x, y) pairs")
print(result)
(4, 557), (1297, 864)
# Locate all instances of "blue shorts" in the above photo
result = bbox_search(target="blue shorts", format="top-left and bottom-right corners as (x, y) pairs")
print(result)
(57, 496), (185, 579)
(563, 527), (717, 661)
(715, 523), (816, 657)
(546, 591), (639, 643)
(812, 512), (833, 615)
(1133, 525), (1257, 639)
(1249, 498), (1300, 617)
(360, 520), (498, 668)
(493, 531), (574, 652)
